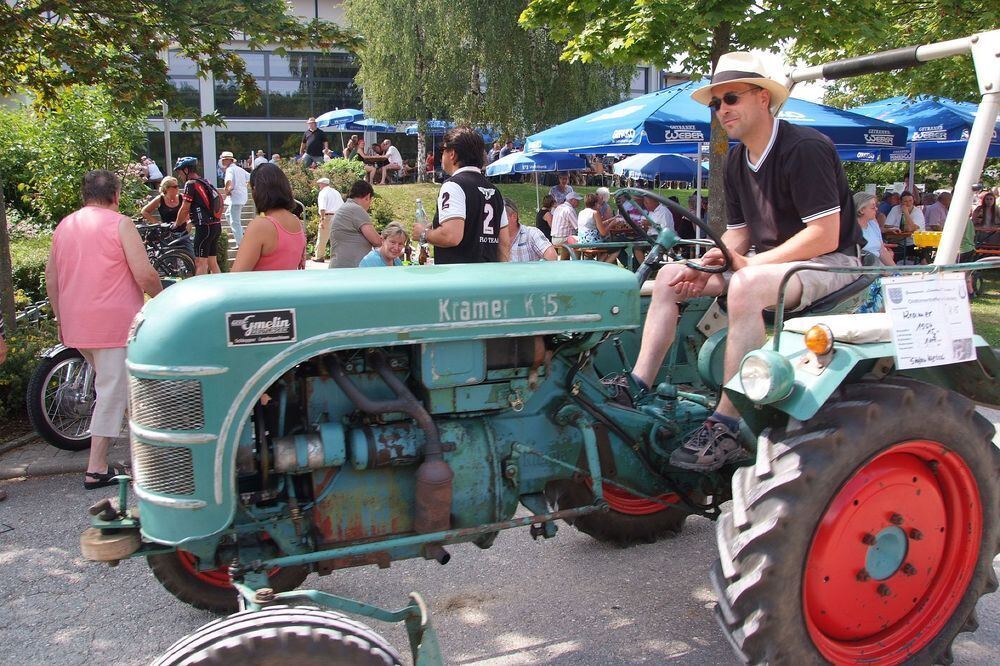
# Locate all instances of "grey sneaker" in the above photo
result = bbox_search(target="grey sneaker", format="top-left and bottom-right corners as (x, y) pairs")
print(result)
(601, 372), (636, 408)
(669, 420), (749, 471)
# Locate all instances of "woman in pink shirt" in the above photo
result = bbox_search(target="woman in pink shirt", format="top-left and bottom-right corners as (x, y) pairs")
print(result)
(46, 170), (162, 489)
(232, 164), (307, 272)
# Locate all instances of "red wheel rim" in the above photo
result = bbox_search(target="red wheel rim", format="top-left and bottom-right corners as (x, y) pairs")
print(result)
(585, 479), (681, 516)
(803, 440), (982, 664)
(176, 550), (236, 589)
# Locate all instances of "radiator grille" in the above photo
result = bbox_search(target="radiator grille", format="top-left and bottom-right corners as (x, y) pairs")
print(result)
(129, 377), (204, 430)
(132, 441), (196, 496)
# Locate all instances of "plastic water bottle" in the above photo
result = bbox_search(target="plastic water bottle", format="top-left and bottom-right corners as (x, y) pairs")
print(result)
(415, 198), (430, 264)
(415, 198), (428, 229)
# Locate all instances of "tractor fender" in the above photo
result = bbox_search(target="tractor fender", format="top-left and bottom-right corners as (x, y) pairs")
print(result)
(725, 334), (999, 423)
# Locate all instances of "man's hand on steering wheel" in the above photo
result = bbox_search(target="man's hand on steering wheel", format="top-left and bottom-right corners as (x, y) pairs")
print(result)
(668, 251), (726, 298)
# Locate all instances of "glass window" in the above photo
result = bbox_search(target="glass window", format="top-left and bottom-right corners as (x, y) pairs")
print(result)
(630, 67), (649, 97)
(312, 79), (362, 117)
(170, 132), (203, 165)
(269, 53), (311, 80)
(237, 51), (267, 78)
(168, 79), (202, 115)
(267, 80), (312, 119)
(269, 132), (304, 159)
(216, 133), (268, 166)
(215, 81), (266, 118)
(313, 53), (358, 80)
(167, 50), (199, 77)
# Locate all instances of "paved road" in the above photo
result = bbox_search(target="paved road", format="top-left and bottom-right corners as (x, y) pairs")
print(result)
(1, 471), (999, 665)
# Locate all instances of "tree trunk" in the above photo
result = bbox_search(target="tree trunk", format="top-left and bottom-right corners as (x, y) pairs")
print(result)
(0, 168), (16, 336)
(707, 23), (732, 237)
(416, 128), (427, 183)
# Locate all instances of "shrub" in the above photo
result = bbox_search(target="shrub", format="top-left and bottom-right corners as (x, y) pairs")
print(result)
(319, 159), (366, 196)
(11, 236), (51, 301)
(368, 195), (396, 233)
(216, 229), (230, 273)
(274, 158), (320, 208)
(0, 319), (59, 421)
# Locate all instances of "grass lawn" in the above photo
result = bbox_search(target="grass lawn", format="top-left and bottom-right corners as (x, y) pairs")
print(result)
(972, 274), (1000, 346)
(375, 182), (694, 232)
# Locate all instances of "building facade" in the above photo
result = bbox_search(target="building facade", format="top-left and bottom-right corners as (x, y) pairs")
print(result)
(146, 0), (360, 182)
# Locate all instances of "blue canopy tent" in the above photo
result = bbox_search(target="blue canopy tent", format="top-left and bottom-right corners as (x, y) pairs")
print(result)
(849, 96), (1000, 183)
(485, 151), (588, 209)
(612, 153), (708, 183)
(526, 80), (905, 218)
(525, 80), (906, 155)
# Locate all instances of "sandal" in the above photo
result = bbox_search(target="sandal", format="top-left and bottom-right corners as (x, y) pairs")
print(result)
(84, 463), (129, 490)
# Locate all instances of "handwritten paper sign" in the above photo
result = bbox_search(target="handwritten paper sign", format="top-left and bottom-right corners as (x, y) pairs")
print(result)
(882, 274), (975, 370)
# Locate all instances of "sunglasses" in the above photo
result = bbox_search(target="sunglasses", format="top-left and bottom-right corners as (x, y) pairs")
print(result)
(166, 185), (179, 189)
(708, 86), (761, 112)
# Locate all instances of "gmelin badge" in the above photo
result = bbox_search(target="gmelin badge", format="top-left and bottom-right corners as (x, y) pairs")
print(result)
(227, 309), (297, 346)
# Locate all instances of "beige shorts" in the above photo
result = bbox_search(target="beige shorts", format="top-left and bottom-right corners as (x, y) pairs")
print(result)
(79, 346), (129, 438)
(723, 251), (862, 311)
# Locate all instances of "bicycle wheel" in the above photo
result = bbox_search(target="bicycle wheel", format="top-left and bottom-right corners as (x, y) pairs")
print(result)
(154, 250), (196, 279)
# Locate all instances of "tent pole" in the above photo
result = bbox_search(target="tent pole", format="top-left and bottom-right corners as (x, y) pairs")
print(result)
(909, 144), (916, 195)
(535, 172), (540, 211)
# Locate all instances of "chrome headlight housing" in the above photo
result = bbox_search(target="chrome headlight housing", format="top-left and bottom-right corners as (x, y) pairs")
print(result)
(739, 350), (795, 404)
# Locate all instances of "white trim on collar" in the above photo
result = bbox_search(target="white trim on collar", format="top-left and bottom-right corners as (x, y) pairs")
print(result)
(746, 117), (779, 173)
(452, 166), (483, 176)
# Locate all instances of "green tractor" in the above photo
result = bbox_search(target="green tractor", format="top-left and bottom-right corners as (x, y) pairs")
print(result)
(82, 32), (1000, 665)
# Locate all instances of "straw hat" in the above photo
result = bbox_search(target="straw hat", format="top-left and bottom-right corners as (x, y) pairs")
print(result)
(691, 52), (789, 113)
(219, 151), (235, 161)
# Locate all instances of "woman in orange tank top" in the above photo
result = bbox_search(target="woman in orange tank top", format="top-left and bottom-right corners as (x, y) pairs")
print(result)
(232, 163), (307, 272)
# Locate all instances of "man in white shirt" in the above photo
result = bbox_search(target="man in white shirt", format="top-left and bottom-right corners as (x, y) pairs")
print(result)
(373, 139), (404, 185)
(314, 177), (345, 262)
(141, 156), (163, 189)
(252, 150), (268, 169)
(500, 197), (556, 262)
(550, 191), (581, 259)
(643, 194), (674, 233)
(883, 189), (925, 257)
(219, 150), (250, 246)
(923, 191), (951, 231)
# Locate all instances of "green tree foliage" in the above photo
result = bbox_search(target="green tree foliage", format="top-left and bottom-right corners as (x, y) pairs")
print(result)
(0, 87), (150, 224)
(344, 0), (630, 177)
(0, 0), (358, 333)
(795, 2), (1000, 106)
(520, 0), (884, 233)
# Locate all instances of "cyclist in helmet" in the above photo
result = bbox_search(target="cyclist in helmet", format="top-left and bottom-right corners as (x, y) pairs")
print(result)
(174, 156), (223, 275)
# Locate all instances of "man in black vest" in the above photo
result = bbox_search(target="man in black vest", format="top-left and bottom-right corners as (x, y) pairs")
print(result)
(413, 127), (510, 264)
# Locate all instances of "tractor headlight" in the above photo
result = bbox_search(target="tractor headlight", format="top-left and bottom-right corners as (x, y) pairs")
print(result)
(739, 350), (795, 404)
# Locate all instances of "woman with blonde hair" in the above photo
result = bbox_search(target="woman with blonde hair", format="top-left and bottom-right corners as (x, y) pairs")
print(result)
(358, 222), (409, 267)
(140, 175), (192, 254)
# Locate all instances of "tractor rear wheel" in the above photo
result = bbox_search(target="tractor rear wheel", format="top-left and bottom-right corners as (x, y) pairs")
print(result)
(546, 478), (694, 547)
(152, 605), (401, 666)
(148, 549), (309, 614)
(712, 378), (999, 664)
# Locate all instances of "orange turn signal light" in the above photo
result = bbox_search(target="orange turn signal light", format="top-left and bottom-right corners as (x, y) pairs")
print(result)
(804, 324), (834, 355)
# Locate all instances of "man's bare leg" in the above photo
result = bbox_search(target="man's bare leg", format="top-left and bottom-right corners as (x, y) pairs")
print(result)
(714, 264), (803, 418)
(633, 264), (726, 387)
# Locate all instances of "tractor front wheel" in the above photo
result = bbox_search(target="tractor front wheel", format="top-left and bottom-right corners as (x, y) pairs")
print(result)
(713, 378), (1000, 664)
(152, 605), (401, 666)
(148, 549), (309, 614)
(546, 478), (694, 547)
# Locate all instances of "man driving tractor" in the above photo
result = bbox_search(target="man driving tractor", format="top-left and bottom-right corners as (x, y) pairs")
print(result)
(610, 52), (864, 471)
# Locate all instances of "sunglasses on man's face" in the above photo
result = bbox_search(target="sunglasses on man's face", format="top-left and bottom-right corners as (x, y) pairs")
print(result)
(708, 87), (761, 112)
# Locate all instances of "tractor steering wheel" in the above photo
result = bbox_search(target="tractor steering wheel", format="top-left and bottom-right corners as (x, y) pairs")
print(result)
(613, 188), (732, 274)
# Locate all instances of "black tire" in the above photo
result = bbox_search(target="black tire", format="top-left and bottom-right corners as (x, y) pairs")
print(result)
(546, 479), (693, 547)
(25, 347), (93, 451)
(148, 550), (310, 614)
(712, 378), (1000, 665)
(154, 249), (195, 279)
(152, 605), (402, 666)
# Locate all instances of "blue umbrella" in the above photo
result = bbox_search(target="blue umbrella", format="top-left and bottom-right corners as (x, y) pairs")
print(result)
(612, 153), (707, 182)
(525, 80), (906, 154)
(485, 151), (587, 210)
(315, 108), (365, 129)
(341, 118), (397, 133)
(485, 151), (587, 177)
(405, 120), (454, 136)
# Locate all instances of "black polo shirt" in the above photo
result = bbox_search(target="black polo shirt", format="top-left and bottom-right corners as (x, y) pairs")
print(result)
(432, 167), (508, 264)
(725, 119), (861, 254)
(302, 128), (328, 157)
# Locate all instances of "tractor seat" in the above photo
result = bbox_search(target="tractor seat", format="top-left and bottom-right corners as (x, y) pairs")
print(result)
(783, 312), (892, 344)
(763, 252), (880, 323)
